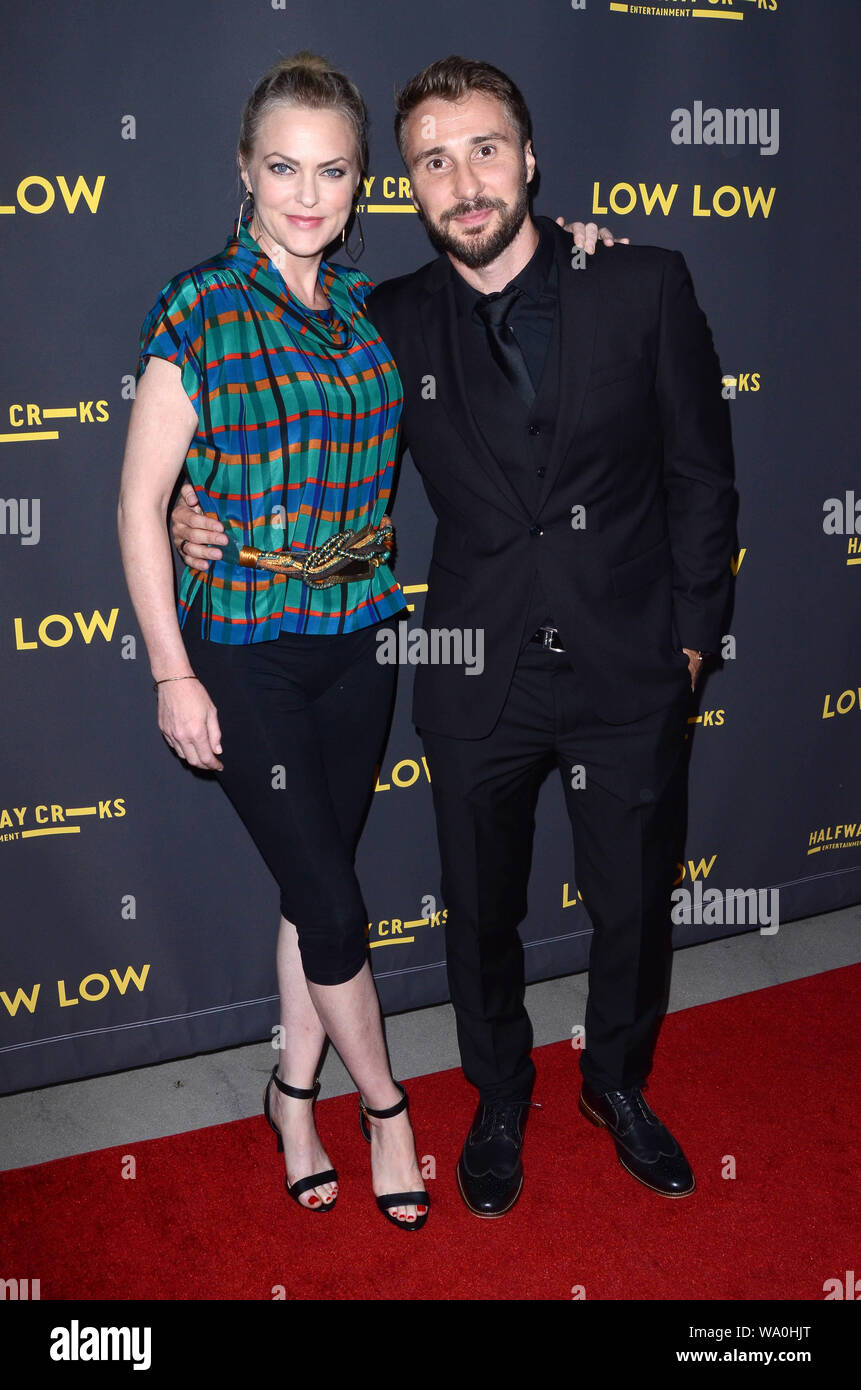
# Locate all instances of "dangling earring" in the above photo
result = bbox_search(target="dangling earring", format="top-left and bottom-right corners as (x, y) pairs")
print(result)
(344, 210), (365, 262)
(239, 186), (253, 224)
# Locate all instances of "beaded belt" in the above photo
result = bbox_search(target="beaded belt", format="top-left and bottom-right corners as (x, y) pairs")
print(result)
(238, 518), (394, 590)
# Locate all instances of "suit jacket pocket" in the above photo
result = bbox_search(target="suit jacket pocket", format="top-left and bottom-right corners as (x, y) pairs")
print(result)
(610, 535), (672, 597)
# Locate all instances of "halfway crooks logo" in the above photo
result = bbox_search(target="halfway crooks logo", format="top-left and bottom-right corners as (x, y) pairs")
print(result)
(607, 0), (779, 23)
(50, 1320), (151, 1370)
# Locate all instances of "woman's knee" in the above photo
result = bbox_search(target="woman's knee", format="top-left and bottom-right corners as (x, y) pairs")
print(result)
(280, 889), (369, 986)
(299, 929), (369, 986)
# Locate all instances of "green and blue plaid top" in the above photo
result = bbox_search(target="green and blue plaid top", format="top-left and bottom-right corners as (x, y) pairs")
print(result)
(136, 204), (405, 640)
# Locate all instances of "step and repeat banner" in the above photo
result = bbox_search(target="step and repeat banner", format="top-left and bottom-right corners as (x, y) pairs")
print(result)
(1, 0), (858, 1093)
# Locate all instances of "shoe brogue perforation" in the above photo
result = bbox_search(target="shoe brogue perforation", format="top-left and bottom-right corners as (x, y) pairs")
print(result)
(579, 1082), (695, 1198)
(456, 1098), (539, 1218)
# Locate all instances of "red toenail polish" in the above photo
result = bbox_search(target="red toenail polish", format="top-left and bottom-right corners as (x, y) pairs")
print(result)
(417, 1206), (427, 1213)
(307, 1196), (320, 1206)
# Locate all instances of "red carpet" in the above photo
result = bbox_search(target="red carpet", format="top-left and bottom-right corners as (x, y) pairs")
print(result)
(3, 966), (859, 1301)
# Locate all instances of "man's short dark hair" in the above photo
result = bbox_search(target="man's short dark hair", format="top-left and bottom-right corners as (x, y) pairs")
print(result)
(394, 55), (533, 164)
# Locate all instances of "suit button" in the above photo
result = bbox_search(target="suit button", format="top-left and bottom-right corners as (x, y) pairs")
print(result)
(529, 524), (543, 537)
(536, 466), (546, 478)
(528, 424), (540, 435)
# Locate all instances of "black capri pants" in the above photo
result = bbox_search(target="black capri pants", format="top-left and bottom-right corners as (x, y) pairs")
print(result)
(181, 592), (399, 986)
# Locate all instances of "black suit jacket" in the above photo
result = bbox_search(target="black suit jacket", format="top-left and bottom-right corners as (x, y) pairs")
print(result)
(367, 217), (737, 736)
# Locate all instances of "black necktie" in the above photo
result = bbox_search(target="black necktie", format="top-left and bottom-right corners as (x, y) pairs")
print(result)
(474, 286), (535, 408)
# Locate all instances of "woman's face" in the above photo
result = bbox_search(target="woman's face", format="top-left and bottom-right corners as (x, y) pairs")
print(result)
(242, 104), (360, 258)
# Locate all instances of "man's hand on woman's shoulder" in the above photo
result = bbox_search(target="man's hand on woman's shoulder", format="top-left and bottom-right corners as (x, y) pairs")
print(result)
(556, 219), (630, 252)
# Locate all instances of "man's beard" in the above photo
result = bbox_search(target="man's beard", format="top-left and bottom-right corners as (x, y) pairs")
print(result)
(415, 181), (530, 270)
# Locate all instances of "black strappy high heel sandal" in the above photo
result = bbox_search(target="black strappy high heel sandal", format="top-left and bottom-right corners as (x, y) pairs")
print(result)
(263, 1064), (338, 1211)
(359, 1080), (430, 1230)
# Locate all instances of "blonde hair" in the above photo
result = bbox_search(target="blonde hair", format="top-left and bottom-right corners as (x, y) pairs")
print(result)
(238, 51), (368, 182)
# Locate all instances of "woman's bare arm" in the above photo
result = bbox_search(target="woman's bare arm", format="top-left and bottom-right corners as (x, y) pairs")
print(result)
(117, 357), (223, 769)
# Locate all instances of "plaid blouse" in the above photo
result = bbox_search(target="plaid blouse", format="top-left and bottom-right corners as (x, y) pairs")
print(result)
(136, 204), (405, 639)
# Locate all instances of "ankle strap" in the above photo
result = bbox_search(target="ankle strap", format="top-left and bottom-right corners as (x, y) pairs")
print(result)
(269, 1064), (320, 1101)
(359, 1080), (407, 1120)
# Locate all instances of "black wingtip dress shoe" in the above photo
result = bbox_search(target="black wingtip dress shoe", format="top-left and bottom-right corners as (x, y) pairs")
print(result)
(456, 1098), (537, 1218)
(579, 1082), (696, 1198)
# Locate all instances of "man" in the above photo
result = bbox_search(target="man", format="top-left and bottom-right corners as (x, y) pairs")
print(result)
(171, 57), (737, 1218)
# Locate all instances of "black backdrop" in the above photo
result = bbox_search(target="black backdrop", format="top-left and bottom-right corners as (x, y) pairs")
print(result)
(2, 0), (859, 1094)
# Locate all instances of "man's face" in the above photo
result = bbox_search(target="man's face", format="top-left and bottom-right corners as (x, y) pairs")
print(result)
(403, 91), (535, 269)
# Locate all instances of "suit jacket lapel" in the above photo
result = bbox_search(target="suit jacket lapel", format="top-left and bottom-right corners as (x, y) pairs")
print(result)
(534, 220), (599, 517)
(418, 260), (532, 523)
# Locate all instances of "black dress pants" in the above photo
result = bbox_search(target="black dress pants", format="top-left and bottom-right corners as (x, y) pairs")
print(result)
(419, 642), (690, 1101)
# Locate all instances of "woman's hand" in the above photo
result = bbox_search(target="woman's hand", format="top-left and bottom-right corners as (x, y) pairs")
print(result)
(157, 678), (224, 771)
(171, 482), (227, 573)
(555, 218), (630, 250)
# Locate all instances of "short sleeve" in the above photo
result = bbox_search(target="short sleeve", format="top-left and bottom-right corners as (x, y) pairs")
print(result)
(136, 271), (206, 410)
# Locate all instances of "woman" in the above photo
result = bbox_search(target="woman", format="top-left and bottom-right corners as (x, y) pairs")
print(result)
(118, 51), (429, 1229)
